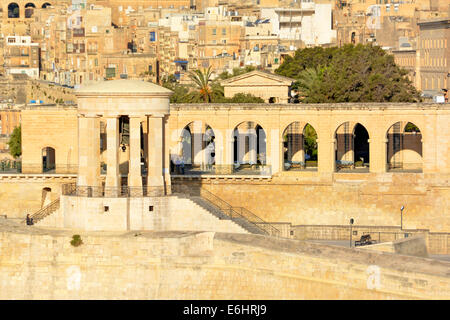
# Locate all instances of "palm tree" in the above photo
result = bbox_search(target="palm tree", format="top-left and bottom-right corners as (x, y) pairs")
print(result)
(188, 67), (214, 102)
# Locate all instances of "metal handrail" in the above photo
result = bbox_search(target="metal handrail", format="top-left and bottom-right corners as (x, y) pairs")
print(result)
(236, 207), (281, 237)
(62, 183), (165, 198)
(29, 198), (60, 223)
(198, 188), (281, 237)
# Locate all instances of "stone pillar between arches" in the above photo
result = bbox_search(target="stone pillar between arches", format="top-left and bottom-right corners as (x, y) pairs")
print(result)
(105, 116), (121, 197)
(369, 138), (387, 173)
(317, 138), (335, 173)
(128, 116), (143, 194)
(147, 116), (165, 195)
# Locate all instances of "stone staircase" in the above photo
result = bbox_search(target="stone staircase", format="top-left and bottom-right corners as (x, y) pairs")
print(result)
(174, 194), (268, 235)
(28, 198), (60, 224)
(172, 190), (281, 237)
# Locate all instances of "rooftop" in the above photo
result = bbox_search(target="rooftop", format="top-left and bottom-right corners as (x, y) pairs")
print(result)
(76, 79), (173, 96)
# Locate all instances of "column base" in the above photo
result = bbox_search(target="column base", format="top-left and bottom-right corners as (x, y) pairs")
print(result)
(128, 174), (143, 196)
(215, 164), (234, 174)
(147, 176), (165, 196)
(105, 175), (121, 197)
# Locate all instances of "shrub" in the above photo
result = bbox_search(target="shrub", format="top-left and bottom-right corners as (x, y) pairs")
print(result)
(70, 234), (83, 247)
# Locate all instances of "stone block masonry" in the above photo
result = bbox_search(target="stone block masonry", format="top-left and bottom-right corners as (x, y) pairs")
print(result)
(0, 220), (449, 299)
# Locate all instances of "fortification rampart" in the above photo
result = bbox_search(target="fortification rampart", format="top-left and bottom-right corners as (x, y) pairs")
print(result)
(0, 220), (449, 299)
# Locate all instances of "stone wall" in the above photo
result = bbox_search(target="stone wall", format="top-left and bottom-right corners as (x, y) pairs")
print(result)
(28, 81), (77, 105)
(21, 106), (78, 173)
(54, 195), (248, 233)
(172, 173), (450, 233)
(0, 175), (76, 219)
(0, 222), (449, 299)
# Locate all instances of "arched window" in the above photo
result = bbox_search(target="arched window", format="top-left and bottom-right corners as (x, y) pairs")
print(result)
(42, 147), (55, 173)
(8, 3), (20, 18)
(25, 3), (36, 18)
(41, 2), (51, 8)
(175, 121), (216, 174)
(283, 122), (317, 171)
(335, 122), (369, 172)
(386, 122), (422, 172)
(233, 121), (267, 173)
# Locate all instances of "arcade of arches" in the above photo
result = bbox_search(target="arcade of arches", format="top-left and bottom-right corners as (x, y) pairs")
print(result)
(5, 1), (52, 19)
(19, 102), (450, 231)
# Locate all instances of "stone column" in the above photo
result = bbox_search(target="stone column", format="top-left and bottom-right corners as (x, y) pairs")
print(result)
(249, 128), (257, 165)
(267, 128), (280, 175)
(128, 116), (143, 195)
(218, 130), (234, 174)
(105, 116), (120, 197)
(163, 116), (171, 194)
(192, 121), (204, 167)
(77, 114), (101, 196)
(317, 138), (336, 173)
(147, 116), (165, 195)
(369, 138), (387, 173)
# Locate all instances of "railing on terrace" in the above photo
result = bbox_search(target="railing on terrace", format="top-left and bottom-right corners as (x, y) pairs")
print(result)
(0, 160), (21, 173)
(0, 162), (78, 174)
(172, 164), (272, 176)
(193, 187), (281, 237)
(362, 231), (415, 243)
(62, 183), (165, 197)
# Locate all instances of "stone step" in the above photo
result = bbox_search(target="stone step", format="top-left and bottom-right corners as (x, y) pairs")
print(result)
(173, 193), (267, 235)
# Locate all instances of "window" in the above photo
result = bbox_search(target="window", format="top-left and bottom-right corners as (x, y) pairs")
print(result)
(212, 29), (216, 35)
(149, 206), (154, 212)
(222, 28), (226, 35)
(104, 206), (109, 212)
(150, 31), (156, 42)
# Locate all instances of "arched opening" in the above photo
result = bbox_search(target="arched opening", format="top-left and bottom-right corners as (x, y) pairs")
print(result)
(25, 3), (35, 18)
(335, 122), (369, 172)
(8, 3), (20, 18)
(41, 187), (52, 208)
(351, 31), (356, 44)
(354, 123), (369, 165)
(41, 2), (51, 8)
(42, 147), (55, 173)
(118, 116), (130, 184)
(233, 121), (267, 174)
(386, 121), (422, 172)
(174, 121), (215, 174)
(268, 97), (276, 103)
(283, 122), (317, 171)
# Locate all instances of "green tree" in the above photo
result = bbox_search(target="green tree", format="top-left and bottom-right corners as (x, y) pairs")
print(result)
(276, 44), (420, 103)
(303, 124), (318, 159)
(162, 67), (265, 104)
(188, 67), (215, 102)
(224, 93), (265, 103)
(8, 126), (21, 158)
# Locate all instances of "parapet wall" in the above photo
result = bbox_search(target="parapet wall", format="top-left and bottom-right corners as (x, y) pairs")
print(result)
(0, 221), (448, 299)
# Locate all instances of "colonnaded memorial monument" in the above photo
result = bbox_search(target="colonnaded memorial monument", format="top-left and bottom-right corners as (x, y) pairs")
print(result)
(0, 79), (449, 299)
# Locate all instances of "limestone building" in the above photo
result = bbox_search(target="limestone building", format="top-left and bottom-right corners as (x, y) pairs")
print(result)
(3, 36), (39, 79)
(221, 70), (294, 103)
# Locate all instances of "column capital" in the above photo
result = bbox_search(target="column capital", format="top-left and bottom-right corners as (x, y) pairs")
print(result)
(103, 114), (121, 119)
(78, 113), (101, 118)
(146, 113), (166, 118)
(128, 114), (144, 119)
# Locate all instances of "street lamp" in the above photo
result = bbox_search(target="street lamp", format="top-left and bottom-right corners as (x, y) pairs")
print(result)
(400, 206), (405, 230)
(349, 218), (354, 248)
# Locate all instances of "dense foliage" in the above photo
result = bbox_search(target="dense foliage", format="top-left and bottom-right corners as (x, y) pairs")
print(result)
(275, 44), (421, 103)
(162, 67), (263, 103)
(8, 126), (21, 158)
